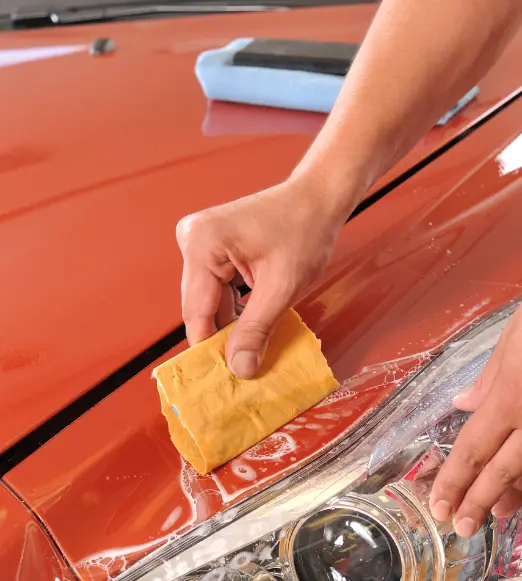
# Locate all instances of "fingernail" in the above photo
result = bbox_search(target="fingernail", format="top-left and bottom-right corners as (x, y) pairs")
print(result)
(230, 351), (258, 379)
(491, 506), (502, 518)
(453, 389), (468, 403)
(492, 505), (511, 518)
(431, 500), (452, 522)
(454, 517), (478, 538)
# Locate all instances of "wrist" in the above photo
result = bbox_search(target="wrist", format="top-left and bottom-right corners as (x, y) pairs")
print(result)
(288, 163), (368, 223)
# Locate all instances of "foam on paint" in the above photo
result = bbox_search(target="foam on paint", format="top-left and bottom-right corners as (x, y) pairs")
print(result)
(243, 432), (297, 461)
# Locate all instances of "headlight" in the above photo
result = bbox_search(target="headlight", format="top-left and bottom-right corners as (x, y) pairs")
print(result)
(124, 301), (522, 581)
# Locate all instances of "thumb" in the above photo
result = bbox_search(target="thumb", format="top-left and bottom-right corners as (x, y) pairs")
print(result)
(226, 278), (293, 380)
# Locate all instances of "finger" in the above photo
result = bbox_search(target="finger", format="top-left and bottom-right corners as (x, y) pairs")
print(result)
(453, 349), (503, 413)
(226, 273), (294, 379)
(235, 297), (245, 317)
(492, 479), (522, 518)
(181, 264), (222, 345)
(232, 272), (246, 288)
(429, 402), (511, 526)
(232, 284), (244, 307)
(216, 284), (239, 330)
(453, 430), (522, 535)
(453, 376), (492, 413)
(453, 314), (516, 411)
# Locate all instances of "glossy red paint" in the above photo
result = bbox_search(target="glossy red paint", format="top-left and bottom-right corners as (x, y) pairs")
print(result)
(0, 481), (73, 580)
(6, 88), (522, 580)
(1, 6), (522, 454)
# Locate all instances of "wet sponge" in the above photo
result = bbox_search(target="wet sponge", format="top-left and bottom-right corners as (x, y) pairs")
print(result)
(153, 309), (339, 474)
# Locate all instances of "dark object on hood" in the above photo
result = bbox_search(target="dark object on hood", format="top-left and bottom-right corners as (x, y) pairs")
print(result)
(232, 38), (360, 76)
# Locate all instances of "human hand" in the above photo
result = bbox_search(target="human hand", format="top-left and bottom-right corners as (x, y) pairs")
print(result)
(429, 304), (522, 536)
(176, 177), (350, 379)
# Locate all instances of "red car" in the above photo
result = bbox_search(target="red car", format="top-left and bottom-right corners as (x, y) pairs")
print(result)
(1, 2), (522, 580)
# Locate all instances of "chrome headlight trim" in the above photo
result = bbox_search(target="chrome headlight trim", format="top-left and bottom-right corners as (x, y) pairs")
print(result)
(121, 299), (521, 581)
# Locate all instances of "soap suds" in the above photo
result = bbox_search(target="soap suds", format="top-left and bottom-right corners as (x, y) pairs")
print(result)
(231, 459), (257, 481)
(243, 432), (297, 461)
(77, 533), (175, 580)
(210, 473), (244, 504)
(180, 460), (199, 525)
(314, 412), (340, 420)
(315, 383), (356, 407)
(435, 299), (492, 344)
(78, 461), (199, 579)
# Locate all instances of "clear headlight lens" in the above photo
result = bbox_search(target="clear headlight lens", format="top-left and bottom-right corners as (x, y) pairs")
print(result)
(288, 507), (403, 581)
(126, 302), (522, 581)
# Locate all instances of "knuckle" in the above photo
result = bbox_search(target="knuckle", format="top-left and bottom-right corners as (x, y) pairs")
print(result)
(457, 445), (485, 473)
(490, 462), (517, 487)
(436, 477), (465, 499)
(176, 215), (193, 243)
(176, 213), (212, 249)
(240, 320), (272, 341)
(461, 496), (490, 516)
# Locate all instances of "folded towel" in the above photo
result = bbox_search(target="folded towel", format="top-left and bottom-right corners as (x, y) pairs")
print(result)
(435, 86), (480, 126)
(195, 38), (479, 126)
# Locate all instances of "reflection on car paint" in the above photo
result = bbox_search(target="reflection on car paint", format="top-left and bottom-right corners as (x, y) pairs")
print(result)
(497, 133), (522, 176)
(0, 482), (73, 580)
(201, 100), (326, 136)
(0, 45), (86, 68)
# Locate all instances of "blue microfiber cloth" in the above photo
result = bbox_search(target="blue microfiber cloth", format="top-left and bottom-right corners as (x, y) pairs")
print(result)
(195, 38), (479, 126)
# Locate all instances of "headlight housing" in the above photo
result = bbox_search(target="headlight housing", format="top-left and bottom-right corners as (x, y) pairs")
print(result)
(124, 301), (522, 581)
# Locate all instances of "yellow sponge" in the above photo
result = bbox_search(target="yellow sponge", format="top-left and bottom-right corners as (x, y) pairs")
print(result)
(153, 308), (339, 474)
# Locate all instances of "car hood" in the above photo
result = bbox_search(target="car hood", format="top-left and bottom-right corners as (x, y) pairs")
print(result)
(1, 4), (522, 457)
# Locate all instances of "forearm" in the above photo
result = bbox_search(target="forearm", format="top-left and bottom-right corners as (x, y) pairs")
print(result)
(292, 0), (522, 217)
